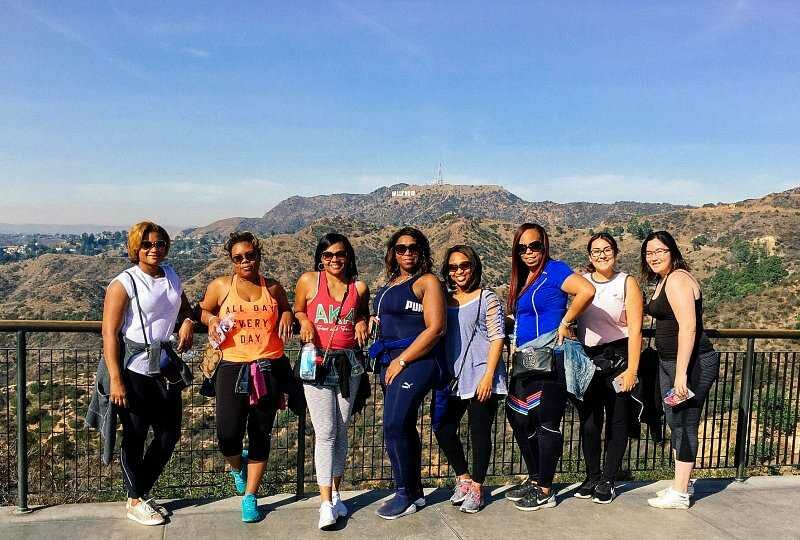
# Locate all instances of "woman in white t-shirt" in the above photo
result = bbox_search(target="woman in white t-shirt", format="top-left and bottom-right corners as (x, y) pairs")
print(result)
(573, 232), (643, 504)
(101, 221), (195, 526)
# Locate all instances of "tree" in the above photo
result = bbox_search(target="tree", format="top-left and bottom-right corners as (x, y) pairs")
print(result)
(691, 234), (708, 251)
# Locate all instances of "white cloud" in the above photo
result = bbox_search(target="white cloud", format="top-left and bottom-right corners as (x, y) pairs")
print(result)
(180, 47), (210, 59)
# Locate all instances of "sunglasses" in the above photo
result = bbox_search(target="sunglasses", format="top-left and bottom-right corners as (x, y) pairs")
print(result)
(232, 251), (259, 264)
(447, 261), (473, 273)
(394, 243), (420, 256)
(321, 250), (347, 261)
(140, 240), (167, 250)
(516, 241), (545, 255)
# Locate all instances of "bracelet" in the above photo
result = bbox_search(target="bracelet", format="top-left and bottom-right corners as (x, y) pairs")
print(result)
(208, 315), (219, 326)
(559, 318), (574, 328)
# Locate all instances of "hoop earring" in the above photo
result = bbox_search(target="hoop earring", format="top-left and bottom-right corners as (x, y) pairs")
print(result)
(317, 262), (325, 271)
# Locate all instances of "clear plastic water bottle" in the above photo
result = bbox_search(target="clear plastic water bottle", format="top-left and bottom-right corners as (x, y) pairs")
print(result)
(299, 343), (317, 381)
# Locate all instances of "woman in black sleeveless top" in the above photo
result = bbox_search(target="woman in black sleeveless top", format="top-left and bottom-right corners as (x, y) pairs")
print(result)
(641, 231), (719, 509)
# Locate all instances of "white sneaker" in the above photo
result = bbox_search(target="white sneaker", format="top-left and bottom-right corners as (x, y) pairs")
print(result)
(648, 487), (690, 509)
(126, 499), (165, 526)
(655, 479), (695, 498)
(318, 501), (338, 530)
(332, 491), (348, 517)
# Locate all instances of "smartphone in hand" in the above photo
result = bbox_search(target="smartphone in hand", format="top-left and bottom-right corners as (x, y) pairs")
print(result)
(664, 387), (695, 407)
(612, 375), (638, 393)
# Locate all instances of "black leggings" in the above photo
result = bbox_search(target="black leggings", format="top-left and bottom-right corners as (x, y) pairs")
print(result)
(506, 364), (567, 489)
(659, 350), (719, 461)
(573, 375), (630, 482)
(118, 370), (182, 499)
(433, 395), (499, 484)
(215, 358), (290, 462)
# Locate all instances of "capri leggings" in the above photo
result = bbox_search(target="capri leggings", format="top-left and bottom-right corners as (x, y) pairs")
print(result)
(215, 357), (291, 462)
(506, 361), (567, 489)
(659, 349), (719, 462)
(303, 375), (360, 487)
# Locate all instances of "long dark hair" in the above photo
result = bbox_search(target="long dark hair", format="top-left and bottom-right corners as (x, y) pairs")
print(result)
(507, 223), (551, 313)
(586, 232), (619, 273)
(441, 245), (482, 292)
(640, 230), (689, 283)
(384, 226), (433, 279)
(313, 232), (358, 280)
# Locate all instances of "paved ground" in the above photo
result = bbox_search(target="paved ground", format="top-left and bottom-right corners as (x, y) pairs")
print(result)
(3, 476), (800, 539)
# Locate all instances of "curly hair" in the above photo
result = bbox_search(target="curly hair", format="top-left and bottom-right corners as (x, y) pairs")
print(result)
(127, 221), (170, 263)
(224, 231), (262, 259)
(383, 226), (433, 279)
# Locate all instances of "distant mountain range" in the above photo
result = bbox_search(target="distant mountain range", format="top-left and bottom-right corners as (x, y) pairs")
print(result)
(186, 183), (691, 238)
(0, 223), (127, 235)
(2, 185), (799, 347)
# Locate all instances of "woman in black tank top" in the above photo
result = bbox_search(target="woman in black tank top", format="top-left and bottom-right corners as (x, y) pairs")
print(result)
(641, 231), (719, 510)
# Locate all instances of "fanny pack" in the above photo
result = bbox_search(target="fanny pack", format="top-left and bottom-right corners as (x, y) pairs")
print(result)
(587, 339), (628, 377)
(511, 347), (555, 378)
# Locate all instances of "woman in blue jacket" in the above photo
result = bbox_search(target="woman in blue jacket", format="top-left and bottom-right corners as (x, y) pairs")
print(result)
(503, 223), (595, 511)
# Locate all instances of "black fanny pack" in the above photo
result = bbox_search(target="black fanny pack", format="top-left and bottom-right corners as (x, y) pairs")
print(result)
(511, 347), (555, 378)
(586, 339), (628, 377)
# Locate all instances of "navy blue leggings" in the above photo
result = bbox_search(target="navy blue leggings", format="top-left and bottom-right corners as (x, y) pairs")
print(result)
(380, 357), (436, 496)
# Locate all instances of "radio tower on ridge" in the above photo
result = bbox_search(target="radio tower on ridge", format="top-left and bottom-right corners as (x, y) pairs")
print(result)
(433, 162), (444, 185)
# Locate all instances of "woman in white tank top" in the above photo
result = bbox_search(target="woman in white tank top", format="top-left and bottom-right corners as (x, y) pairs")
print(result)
(573, 232), (643, 504)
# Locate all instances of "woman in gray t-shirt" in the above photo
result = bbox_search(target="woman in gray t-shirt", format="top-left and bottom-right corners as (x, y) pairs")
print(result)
(433, 245), (507, 514)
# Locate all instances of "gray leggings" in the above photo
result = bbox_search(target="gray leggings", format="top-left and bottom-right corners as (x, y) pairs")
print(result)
(659, 349), (720, 462)
(303, 377), (359, 487)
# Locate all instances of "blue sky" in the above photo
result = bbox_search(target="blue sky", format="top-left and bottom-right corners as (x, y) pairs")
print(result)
(1, 1), (799, 227)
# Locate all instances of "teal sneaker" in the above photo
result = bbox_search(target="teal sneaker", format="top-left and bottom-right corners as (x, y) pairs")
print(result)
(229, 450), (248, 495)
(241, 493), (261, 522)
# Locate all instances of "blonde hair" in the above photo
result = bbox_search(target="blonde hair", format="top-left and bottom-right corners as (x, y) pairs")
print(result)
(127, 221), (170, 263)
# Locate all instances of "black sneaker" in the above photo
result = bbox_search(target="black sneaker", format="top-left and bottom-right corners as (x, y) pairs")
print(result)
(592, 481), (615, 504)
(504, 478), (537, 502)
(514, 486), (556, 511)
(573, 477), (600, 499)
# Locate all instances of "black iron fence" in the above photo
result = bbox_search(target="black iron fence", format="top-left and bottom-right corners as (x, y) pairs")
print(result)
(1, 321), (799, 513)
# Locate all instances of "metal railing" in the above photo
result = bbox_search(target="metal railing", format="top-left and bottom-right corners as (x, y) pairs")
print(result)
(1, 321), (799, 514)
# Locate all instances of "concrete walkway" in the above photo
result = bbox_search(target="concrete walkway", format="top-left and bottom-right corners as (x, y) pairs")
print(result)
(3, 476), (800, 539)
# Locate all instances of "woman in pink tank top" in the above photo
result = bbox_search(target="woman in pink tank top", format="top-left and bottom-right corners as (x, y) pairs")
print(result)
(293, 233), (370, 529)
(573, 232), (643, 504)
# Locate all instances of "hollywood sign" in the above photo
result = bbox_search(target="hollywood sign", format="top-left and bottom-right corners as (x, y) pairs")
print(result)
(391, 190), (416, 197)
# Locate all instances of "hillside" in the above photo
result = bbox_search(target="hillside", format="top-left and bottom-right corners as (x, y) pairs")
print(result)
(2, 186), (798, 347)
(189, 183), (689, 237)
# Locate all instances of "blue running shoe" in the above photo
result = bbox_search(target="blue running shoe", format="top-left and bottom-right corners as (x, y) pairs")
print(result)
(229, 450), (248, 495)
(241, 493), (261, 522)
(376, 490), (417, 520)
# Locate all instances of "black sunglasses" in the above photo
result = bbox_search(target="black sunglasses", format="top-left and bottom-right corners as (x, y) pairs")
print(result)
(232, 251), (259, 264)
(516, 241), (545, 255)
(321, 250), (347, 261)
(394, 243), (420, 255)
(140, 240), (167, 250)
(447, 261), (473, 273)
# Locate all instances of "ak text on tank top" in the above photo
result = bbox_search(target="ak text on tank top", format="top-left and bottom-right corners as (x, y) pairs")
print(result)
(373, 274), (428, 350)
(646, 272), (713, 362)
(219, 274), (285, 361)
(306, 271), (359, 351)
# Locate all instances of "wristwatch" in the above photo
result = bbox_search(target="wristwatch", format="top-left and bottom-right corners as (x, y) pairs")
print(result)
(398, 359), (407, 368)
